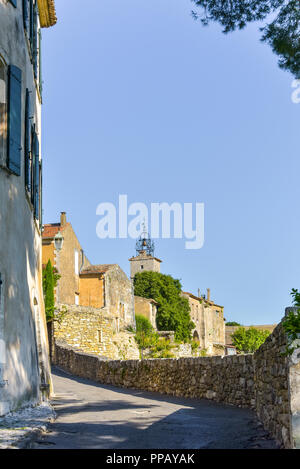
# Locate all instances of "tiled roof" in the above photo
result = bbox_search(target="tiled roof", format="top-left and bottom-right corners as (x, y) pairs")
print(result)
(80, 264), (117, 276)
(42, 223), (61, 238)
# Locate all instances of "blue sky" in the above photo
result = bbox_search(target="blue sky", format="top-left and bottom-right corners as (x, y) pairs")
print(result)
(42, 0), (299, 325)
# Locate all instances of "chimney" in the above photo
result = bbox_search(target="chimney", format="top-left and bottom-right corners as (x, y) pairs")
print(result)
(60, 212), (67, 227)
(207, 288), (211, 302)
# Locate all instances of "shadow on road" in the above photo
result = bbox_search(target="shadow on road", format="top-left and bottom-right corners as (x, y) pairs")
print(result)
(33, 367), (279, 449)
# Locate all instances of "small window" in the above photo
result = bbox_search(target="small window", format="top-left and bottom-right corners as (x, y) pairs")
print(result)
(74, 250), (79, 275)
(140, 265), (144, 270)
(98, 329), (103, 343)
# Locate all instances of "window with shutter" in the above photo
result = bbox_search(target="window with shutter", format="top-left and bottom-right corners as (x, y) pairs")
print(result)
(23, 0), (29, 31)
(7, 65), (22, 176)
(24, 89), (31, 191)
(33, 2), (38, 79)
(0, 57), (7, 168)
(29, 0), (34, 52)
(34, 133), (39, 219)
(30, 123), (35, 204)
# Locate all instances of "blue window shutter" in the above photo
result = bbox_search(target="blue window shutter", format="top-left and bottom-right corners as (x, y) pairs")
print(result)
(23, 0), (29, 30)
(34, 133), (39, 219)
(7, 65), (22, 176)
(29, 0), (34, 51)
(9, 0), (17, 8)
(30, 124), (35, 204)
(33, 2), (38, 78)
(24, 89), (31, 190)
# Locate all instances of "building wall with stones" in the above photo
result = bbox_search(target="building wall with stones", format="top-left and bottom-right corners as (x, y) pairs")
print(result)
(79, 275), (104, 309)
(54, 312), (300, 449)
(54, 304), (139, 360)
(129, 252), (162, 279)
(182, 291), (225, 356)
(42, 212), (91, 306)
(254, 320), (299, 449)
(134, 296), (157, 329)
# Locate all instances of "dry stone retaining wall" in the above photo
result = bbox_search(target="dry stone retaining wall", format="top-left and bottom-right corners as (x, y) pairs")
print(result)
(53, 314), (300, 449)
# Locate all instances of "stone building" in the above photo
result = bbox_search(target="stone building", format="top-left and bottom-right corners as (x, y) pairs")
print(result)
(0, 0), (56, 416)
(182, 290), (226, 355)
(42, 212), (91, 306)
(134, 296), (158, 329)
(42, 212), (138, 359)
(129, 230), (162, 279)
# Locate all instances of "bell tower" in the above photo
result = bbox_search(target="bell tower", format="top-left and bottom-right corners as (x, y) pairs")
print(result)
(129, 226), (162, 279)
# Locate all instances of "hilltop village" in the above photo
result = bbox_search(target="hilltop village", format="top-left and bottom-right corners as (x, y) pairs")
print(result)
(0, 0), (299, 451)
(42, 212), (235, 360)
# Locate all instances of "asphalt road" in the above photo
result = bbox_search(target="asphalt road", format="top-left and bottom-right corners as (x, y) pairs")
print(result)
(32, 367), (278, 449)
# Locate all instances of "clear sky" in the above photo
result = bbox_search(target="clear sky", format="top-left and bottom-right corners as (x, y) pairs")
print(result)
(42, 0), (299, 325)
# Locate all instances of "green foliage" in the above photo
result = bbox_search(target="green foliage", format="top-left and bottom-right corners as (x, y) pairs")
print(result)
(226, 321), (242, 326)
(134, 271), (195, 342)
(42, 260), (55, 323)
(150, 337), (175, 359)
(191, 0), (300, 78)
(134, 314), (157, 355)
(231, 327), (270, 353)
(282, 289), (300, 355)
(191, 339), (199, 352)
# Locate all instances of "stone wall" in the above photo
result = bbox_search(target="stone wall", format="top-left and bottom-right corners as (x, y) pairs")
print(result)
(54, 345), (255, 408)
(54, 304), (139, 360)
(53, 314), (300, 448)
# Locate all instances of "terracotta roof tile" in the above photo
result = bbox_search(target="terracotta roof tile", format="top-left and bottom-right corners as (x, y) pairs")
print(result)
(42, 222), (70, 238)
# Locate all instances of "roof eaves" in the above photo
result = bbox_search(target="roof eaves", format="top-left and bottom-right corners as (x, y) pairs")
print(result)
(37, 0), (57, 28)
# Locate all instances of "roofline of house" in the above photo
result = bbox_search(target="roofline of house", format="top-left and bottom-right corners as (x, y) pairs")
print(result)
(182, 291), (224, 309)
(128, 256), (162, 263)
(134, 296), (158, 304)
(37, 0), (57, 28)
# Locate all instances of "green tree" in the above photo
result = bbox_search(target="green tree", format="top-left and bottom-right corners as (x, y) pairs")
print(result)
(231, 326), (270, 353)
(282, 289), (300, 355)
(134, 271), (195, 342)
(42, 260), (55, 323)
(226, 321), (242, 326)
(191, 0), (300, 78)
(135, 314), (156, 358)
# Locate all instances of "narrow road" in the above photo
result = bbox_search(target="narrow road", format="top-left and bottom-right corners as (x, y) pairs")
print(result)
(33, 367), (278, 449)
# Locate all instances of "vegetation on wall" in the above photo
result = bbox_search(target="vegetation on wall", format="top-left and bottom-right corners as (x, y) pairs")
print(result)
(231, 327), (270, 353)
(42, 260), (55, 323)
(134, 271), (195, 342)
(282, 288), (300, 355)
(134, 314), (175, 359)
(191, 0), (300, 78)
(42, 260), (63, 322)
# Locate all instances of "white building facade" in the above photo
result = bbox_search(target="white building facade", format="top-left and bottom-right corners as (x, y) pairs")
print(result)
(0, 0), (56, 415)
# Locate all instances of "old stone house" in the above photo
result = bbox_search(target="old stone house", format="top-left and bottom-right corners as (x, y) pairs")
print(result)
(42, 212), (138, 359)
(134, 296), (158, 329)
(181, 290), (225, 355)
(0, 0), (56, 416)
